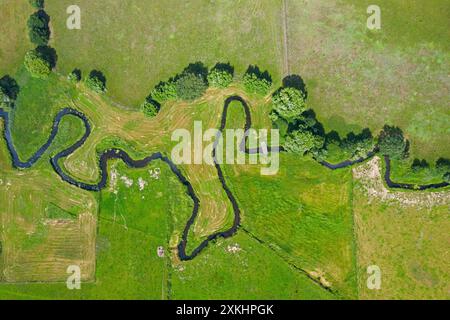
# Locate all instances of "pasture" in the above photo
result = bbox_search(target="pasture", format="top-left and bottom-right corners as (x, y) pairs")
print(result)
(286, 0), (450, 160)
(0, 0), (448, 300)
(45, 0), (284, 107)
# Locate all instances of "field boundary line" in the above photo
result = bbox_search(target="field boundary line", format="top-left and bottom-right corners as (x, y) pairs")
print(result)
(240, 227), (343, 299)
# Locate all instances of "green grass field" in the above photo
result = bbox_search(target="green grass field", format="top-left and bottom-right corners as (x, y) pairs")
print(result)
(0, 0), (449, 300)
(45, 0), (284, 107)
(286, 0), (450, 160)
(0, 0), (33, 75)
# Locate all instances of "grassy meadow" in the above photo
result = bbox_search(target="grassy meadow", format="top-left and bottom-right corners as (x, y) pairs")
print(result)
(286, 0), (450, 160)
(0, 0), (448, 300)
(353, 160), (450, 299)
(45, 0), (285, 107)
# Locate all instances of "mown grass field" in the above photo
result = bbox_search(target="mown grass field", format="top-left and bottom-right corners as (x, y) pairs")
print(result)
(286, 0), (450, 160)
(45, 0), (284, 107)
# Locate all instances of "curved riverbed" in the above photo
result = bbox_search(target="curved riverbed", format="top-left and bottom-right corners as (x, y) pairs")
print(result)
(0, 98), (448, 260)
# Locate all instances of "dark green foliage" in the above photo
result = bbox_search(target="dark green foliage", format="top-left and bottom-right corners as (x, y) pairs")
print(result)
(175, 73), (208, 101)
(0, 87), (10, 108)
(27, 10), (50, 46)
(35, 45), (57, 68)
(29, 0), (44, 9)
(436, 158), (450, 173)
(378, 125), (409, 159)
(411, 159), (429, 172)
(0, 75), (20, 100)
(272, 87), (306, 120)
(85, 70), (107, 93)
(150, 80), (177, 103)
(340, 128), (375, 159)
(207, 63), (234, 88)
(443, 172), (450, 183)
(68, 69), (82, 82)
(282, 74), (308, 98)
(243, 65), (272, 95)
(141, 98), (160, 118)
(24, 49), (52, 78)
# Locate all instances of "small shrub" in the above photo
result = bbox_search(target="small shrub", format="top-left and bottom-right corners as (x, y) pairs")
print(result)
(141, 99), (160, 118)
(443, 172), (450, 183)
(243, 66), (272, 95)
(0, 87), (10, 108)
(150, 80), (177, 103)
(85, 70), (106, 93)
(283, 129), (325, 155)
(68, 69), (81, 82)
(377, 125), (409, 160)
(272, 87), (306, 120)
(207, 63), (233, 88)
(27, 10), (50, 46)
(0, 76), (20, 100)
(436, 158), (450, 174)
(411, 158), (429, 172)
(175, 73), (208, 101)
(29, 0), (44, 8)
(24, 49), (51, 78)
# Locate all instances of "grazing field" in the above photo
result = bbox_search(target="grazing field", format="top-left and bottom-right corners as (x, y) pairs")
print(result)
(286, 0), (450, 160)
(46, 0), (284, 107)
(1, 0), (448, 300)
(0, 0), (33, 75)
(171, 232), (335, 300)
(352, 157), (450, 299)
(9, 68), (82, 161)
(224, 154), (357, 298)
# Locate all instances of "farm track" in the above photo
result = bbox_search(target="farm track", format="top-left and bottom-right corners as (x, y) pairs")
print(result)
(0, 98), (448, 262)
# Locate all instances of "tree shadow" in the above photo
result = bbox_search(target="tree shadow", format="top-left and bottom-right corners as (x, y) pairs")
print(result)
(326, 130), (341, 145)
(211, 62), (234, 76)
(36, 45), (58, 68)
(0, 75), (20, 100)
(282, 74), (308, 98)
(70, 68), (82, 81)
(89, 70), (107, 86)
(182, 61), (209, 80)
(245, 65), (272, 83)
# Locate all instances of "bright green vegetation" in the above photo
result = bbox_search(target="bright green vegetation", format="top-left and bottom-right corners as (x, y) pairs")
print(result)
(1, 0), (449, 300)
(24, 48), (52, 78)
(99, 161), (192, 247)
(286, 0), (450, 160)
(0, 1), (33, 75)
(45, 0), (284, 107)
(224, 154), (357, 298)
(172, 232), (335, 300)
(9, 68), (80, 160)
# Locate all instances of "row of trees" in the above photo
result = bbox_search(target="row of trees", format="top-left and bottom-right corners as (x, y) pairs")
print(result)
(67, 69), (107, 93)
(143, 62), (274, 118)
(269, 75), (449, 182)
(24, 1), (54, 79)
